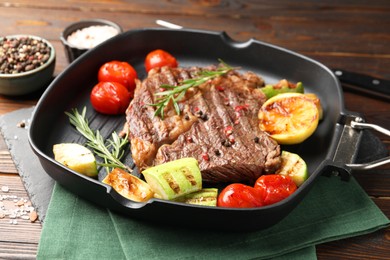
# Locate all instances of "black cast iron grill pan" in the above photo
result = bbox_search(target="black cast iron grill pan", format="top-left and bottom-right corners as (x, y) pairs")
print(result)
(28, 28), (389, 230)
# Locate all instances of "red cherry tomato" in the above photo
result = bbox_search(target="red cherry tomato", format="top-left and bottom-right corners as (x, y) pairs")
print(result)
(98, 61), (138, 93)
(254, 175), (297, 206)
(144, 49), (178, 72)
(217, 183), (264, 208)
(90, 82), (131, 115)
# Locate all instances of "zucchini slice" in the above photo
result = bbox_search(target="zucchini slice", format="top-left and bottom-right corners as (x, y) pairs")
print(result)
(142, 158), (202, 200)
(174, 188), (218, 206)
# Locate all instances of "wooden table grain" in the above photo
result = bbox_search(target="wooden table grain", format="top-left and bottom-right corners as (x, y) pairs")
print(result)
(0, 1), (389, 259)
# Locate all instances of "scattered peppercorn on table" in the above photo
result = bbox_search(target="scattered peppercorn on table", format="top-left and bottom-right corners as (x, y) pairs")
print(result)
(0, 1), (389, 259)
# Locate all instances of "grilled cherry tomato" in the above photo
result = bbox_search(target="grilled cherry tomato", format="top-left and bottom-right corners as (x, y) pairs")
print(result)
(217, 183), (264, 208)
(98, 61), (138, 93)
(144, 49), (178, 72)
(254, 174), (297, 206)
(90, 81), (131, 115)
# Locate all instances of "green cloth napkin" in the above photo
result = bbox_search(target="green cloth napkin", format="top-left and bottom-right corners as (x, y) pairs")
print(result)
(37, 175), (389, 260)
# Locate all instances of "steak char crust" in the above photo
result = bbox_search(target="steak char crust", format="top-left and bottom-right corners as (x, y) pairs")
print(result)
(126, 65), (281, 184)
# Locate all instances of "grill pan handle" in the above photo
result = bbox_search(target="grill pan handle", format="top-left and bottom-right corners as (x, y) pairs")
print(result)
(345, 119), (390, 170)
(331, 115), (390, 180)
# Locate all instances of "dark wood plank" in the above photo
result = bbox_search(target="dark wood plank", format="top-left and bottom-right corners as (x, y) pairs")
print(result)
(354, 170), (390, 198)
(0, 174), (41, 259)
(0, 135), (18, 174)
(1, 0), (389, 17)
(1, 0), (389, 80)
(0, 151), (18, 174)
(0, 243), (37, 260)
(317, 228), (390, 260)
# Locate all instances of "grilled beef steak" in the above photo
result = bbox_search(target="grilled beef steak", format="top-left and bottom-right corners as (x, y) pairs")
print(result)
(125, 65), (281, 184)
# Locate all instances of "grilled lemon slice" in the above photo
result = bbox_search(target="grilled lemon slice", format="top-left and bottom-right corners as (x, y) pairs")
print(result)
(258, 93), (320, 145)
(304, 93), (323, 120)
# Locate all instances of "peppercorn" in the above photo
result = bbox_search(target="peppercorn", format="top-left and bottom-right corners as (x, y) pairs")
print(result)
(221, 139), (232, 147)
(186, 136), (193, 143)
(200, 113), (208, 121)
(0, 37), (51, 74)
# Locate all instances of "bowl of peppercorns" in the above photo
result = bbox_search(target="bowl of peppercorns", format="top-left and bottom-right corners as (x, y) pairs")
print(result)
(0, 35), (56, 96)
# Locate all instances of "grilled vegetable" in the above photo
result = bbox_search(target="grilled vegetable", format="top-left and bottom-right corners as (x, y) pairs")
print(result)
(142, 158), (202, 200)
(144, 49), (178, 73)
(90, 81), (131, 115)
(174, 188), (218, 206)
(98, 60), (138, 92)
(277, 151), (308, 186)
(102, 168), (154, 202)
(258, 93), (320, 145)
(254, 174), (297, 206)
(217, 183), (264, 208)
(304, 93), (323, 120)
(53, 143), (98, 177)
(260, 80), (304, 99)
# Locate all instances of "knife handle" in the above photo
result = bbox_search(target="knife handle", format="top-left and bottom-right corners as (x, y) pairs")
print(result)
(332, 68), (390, 99)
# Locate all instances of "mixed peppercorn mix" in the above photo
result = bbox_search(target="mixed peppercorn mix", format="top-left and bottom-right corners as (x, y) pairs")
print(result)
(0, 36), (51, 74)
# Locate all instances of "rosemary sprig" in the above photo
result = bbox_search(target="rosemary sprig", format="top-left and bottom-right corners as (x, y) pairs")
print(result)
(65, 107), (132, 173)
(149, 60), (235, 118)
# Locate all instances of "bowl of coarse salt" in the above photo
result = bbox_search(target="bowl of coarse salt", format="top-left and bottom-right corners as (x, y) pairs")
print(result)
(60, 19), (122, 63)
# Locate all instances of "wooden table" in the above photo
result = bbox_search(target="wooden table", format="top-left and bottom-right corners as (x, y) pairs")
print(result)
(0, 1), (389, 259)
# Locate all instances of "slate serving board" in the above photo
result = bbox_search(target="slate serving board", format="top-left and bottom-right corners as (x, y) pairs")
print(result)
(0, 106), (388, 223)
(0, 107), (54, 222)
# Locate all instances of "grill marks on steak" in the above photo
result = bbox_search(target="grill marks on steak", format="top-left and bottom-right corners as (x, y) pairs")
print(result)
(126, 66), (281, 184)
(126, 67), (199, 168)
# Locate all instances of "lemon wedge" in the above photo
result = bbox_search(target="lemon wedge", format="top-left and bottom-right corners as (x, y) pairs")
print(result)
(258, 93), (320, 145)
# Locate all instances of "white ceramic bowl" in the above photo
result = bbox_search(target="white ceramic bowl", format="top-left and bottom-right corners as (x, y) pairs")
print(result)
(60, 19), (122, 63)
(0, 35), (56, 96)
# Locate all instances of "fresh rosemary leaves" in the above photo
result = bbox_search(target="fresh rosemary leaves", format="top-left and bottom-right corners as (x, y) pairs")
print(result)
(149, 60), (235, 118)
(65, 107), (132, 173)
